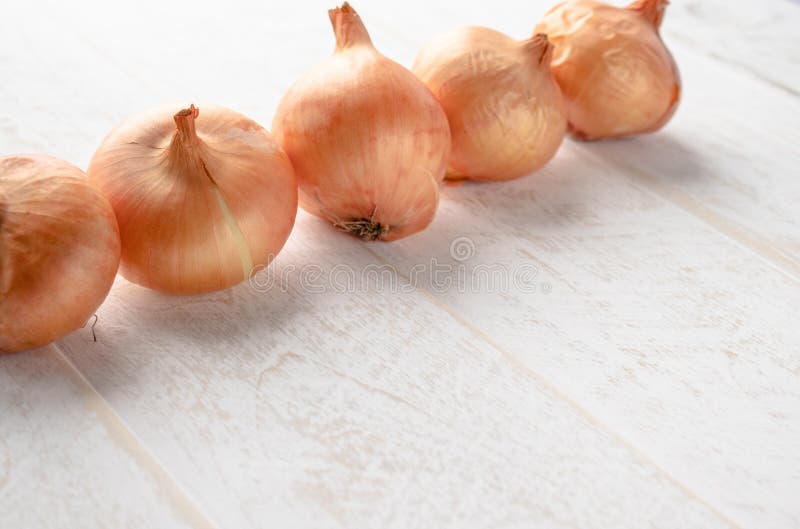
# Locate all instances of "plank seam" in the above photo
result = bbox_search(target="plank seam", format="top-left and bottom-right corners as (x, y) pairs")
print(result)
(575, 145), (800, 284)
(48, 343), (222, 529)
(362, 245), (745, 529)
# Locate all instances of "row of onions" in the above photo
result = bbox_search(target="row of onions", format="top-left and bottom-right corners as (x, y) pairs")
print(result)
(0, 0), (680, 353)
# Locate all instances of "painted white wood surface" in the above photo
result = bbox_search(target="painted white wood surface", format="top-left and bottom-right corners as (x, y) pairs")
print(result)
(1, 1), (799, 528)
(662, 0), (800, 94)
(55, 233), (733, 529)
(0, 347), (211, 529)
(376, 148), (800, 529)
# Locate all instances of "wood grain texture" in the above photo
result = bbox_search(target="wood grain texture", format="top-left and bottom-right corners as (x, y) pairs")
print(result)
(55, 223), (733, 529)
(662, 0), (800, 96)
(373, 146), (800, 529)
(0, 347), (211, 529)
(1, 0), (799, 528)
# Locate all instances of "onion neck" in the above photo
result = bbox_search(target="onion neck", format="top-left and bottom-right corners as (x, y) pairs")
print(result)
(329, 2), (373, 51)
(628, 0), (668, 30)
(173, 105), (200, 146)
(523, 33), (554, 69)
(167, 105), (205, 169)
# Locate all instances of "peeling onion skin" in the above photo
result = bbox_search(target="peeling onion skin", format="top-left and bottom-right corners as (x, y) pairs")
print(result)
(272, 3), (451, 241)
(535, 0), (680, 141)
(88, 104), (297, 295)
(414, 29), (567, 181)
(0, 155), (121, 354)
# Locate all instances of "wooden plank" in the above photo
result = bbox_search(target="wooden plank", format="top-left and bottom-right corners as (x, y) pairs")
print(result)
(661, 0), (800, 95)
(55, 222), (734, 529)
(371, 146), (800, 529)
(0, 347), (215, 529)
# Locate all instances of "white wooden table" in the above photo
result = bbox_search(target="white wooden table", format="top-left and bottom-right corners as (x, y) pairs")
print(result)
(2, 1), (799, 528)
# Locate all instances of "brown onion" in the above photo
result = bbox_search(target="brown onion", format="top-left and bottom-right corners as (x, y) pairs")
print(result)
(1, 155), (120, 354)
(414, 29), (566, 181)
(272, 3), (451, 241)
(535, 0), (680, 140)
(88, 104), (297, 294)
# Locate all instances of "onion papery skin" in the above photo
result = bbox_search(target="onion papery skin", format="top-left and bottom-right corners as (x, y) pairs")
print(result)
(535, 0), (680, 141)
(0, 155), (121, 354)
(272, 3), (451, 241)
(88, 104), (297, 295)
(414, 29), (566, 181)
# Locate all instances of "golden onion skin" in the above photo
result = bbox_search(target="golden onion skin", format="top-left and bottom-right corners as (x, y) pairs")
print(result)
(272, 3), (451, 241)
(414, 29), (566, 181)
(89, 104), (297, 295)
(535, 0), (680, 140)
(0, 155), (121, 354)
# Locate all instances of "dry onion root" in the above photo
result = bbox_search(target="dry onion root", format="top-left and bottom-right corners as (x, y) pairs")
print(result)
(272, 3), (451, 241)
(414, 29), (567, 181)
(535, 0), (680, 140)
(88, 104), (297, 295)
(0, 155), (121, 354)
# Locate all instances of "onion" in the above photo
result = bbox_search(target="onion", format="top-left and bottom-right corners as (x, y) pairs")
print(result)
(535, 0), (680, 140)
(272, 3), (451, 241)
(1, 155), (120, 354)
(414, 29), (566, 181)
(88, 104), (297, 294)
